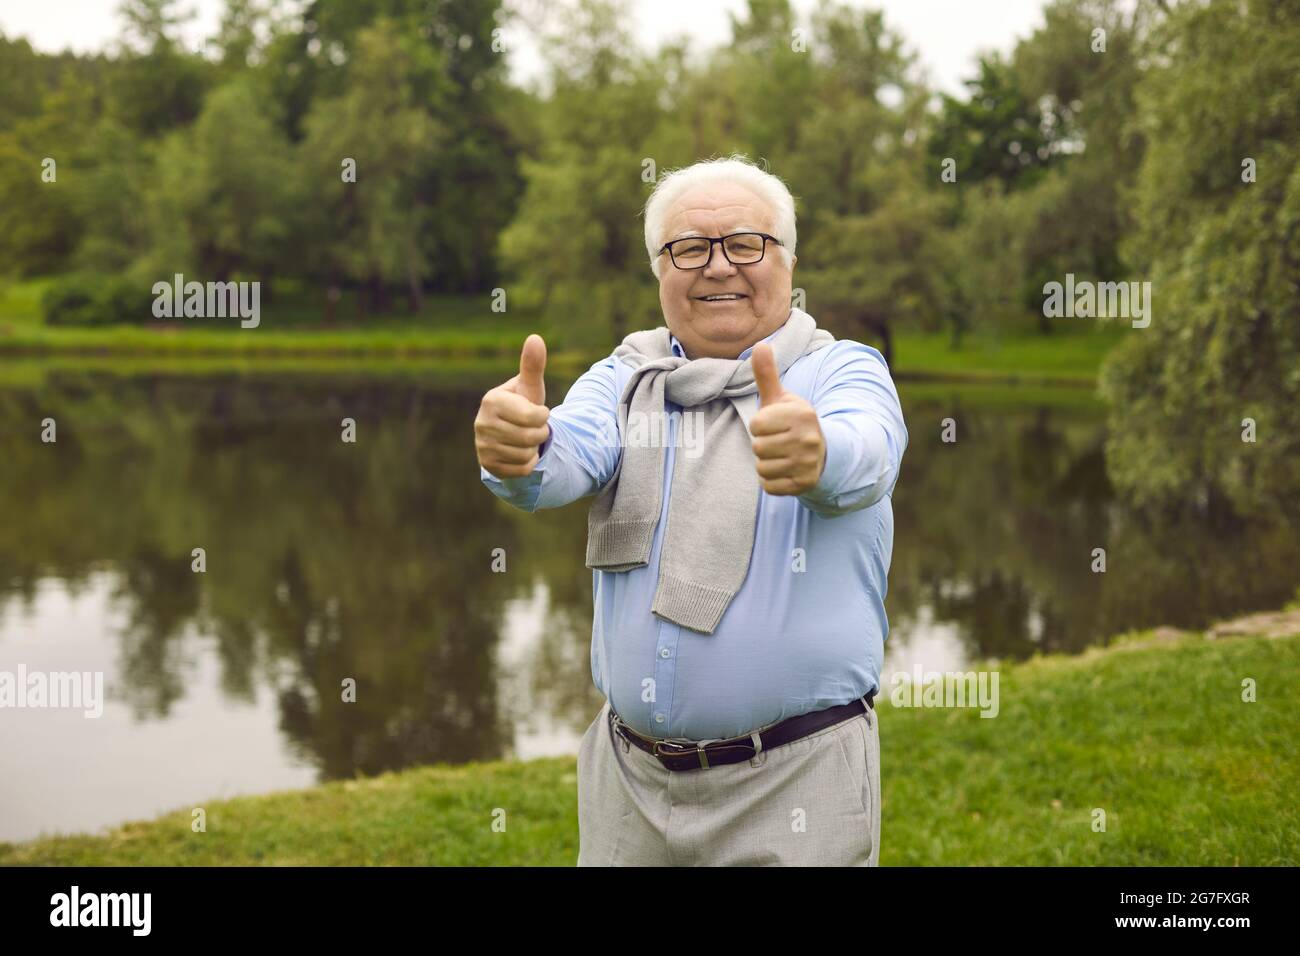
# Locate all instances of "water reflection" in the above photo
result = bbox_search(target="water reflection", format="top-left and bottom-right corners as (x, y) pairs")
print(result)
(888, 386), (1298, 677)
(0, 370), (1294, 841)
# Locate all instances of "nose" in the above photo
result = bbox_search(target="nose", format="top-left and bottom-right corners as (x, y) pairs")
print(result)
(701, 239), (739, 279)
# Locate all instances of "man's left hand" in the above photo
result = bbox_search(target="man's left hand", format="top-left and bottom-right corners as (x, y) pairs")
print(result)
(748, 342), (826, 496)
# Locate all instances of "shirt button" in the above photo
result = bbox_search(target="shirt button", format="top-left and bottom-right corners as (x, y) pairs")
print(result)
(659, 648), (670, 658)
(654, 712), (665, 724)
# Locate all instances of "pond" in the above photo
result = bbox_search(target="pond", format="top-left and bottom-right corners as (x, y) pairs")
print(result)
(1, 367), (1296, 843)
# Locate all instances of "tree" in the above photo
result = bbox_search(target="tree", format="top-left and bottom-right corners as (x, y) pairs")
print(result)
(497, 0), (664, 347)
(108, 0), (210, 137)
(211, 0), (269, 72)
(69, 116), (155, 274)
(928, 53), (1056, 192)
(139, 79), (299, 289)
(777, 1), (941, 359)
(0, 82), (94, 276)
(0, 35), (84, 134)
(298, 20), (446, 315)
(265, 0), (523, 296)
(1010, 0), (1155, 332)
(798, 180), (952, 366)
(1100, 0), (1300, 520)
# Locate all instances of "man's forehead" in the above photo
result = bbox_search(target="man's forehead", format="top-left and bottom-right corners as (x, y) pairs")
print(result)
(668, 221), (767, 240)
(664, 182), (773, 229)
(664, 203), (773, 241)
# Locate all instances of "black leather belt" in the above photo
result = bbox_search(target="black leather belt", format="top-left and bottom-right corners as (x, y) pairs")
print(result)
(609, 695), (874, 772)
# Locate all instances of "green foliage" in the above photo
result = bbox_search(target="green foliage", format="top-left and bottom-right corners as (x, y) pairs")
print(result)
(0, 35), (68, 133)
(2, 0), (521, 304)
(1011, 0), (1147, 293)
(498, 0), (665, 348)
(799, 177), (953, 355)
(1100, 0), (1300, 519)
(255, 0), (523, 300)
(140, 77), (299, 285)
(42, 274), (154, 326)
(774, 3), (940, 353)
(926, 0), (1149, 339)
(106, 45), (211, 138)
(939, 180), (1040, 338)
(0, 0), (1296, 528)
(211, 0), (266, 72)
(297, 19), (447, 313)
(928, 54), (1056, 191)
(0, 0), (1153, 344)
(67, 117), (154, 273)
(0, 82), (93, 277)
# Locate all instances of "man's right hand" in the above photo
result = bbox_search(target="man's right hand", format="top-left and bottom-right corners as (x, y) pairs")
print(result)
(475, 333), (552, 479)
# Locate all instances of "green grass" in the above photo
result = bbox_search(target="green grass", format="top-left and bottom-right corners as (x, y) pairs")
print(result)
(0, 354), (532, 389)
(897, 380), (1107, 412)
(888, 326), (1128, 384)
(0, 277), (1126, 384)
(3, 625), (1295, 866)
(0, 321), (527, 357)
(884, 628), (1299, 865)
(0, 278), (539, 359)
(0, 274), (54, 324)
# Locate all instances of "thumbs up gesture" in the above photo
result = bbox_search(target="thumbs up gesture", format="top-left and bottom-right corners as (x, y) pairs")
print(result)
(475, 334), (552, 479)
(748, 342), (826, 496)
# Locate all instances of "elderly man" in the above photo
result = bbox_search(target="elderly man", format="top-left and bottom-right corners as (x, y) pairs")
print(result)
(475, 156), (907, 866)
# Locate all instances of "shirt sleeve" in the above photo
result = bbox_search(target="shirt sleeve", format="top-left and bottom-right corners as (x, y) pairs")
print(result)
(797, 340), (908, 517)
(479, 353), (623, 512)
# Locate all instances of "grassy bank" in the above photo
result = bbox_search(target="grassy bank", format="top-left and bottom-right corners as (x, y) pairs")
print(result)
(888, 326), (1125, 384)
(0, 278), (1124, 384)
(4, 615), (1296, 866)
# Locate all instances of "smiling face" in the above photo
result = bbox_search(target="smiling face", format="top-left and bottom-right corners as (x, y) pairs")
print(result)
(656, 181), (796, 359)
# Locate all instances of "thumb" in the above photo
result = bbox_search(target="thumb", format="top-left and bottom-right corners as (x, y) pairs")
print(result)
(515, 333), (547, 405)
(751, 343), (784, 407)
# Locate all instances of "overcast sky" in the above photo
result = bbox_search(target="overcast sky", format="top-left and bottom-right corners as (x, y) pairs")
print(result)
(0, 0), (1050, 96)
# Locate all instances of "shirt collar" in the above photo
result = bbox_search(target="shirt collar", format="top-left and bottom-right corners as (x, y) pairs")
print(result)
(668, 317), (788, 361)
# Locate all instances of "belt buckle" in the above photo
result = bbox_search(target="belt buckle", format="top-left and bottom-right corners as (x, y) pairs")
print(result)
(652, 738), (710, 769)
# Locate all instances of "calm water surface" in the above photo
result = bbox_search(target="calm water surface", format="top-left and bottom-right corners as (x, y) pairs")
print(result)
(1, 368), (1295, 842)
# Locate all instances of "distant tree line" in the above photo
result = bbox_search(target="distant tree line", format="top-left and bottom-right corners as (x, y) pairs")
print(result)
(0, 0), (1296, 517)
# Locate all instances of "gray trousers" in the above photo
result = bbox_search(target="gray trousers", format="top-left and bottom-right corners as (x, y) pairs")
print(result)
(576, 698), (880, 866)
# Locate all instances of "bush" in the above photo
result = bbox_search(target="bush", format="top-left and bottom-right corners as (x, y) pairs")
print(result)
(41, 276), (99, 326)
(42, 275), (156, 326)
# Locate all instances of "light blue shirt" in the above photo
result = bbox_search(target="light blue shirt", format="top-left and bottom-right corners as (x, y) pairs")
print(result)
(480, 314), (908, 740)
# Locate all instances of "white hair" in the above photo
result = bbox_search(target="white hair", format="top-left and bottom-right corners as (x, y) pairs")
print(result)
(642, 154), (797, 278)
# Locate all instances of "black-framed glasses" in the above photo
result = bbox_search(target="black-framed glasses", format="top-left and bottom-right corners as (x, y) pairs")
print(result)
(658, 232), (783, 270)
